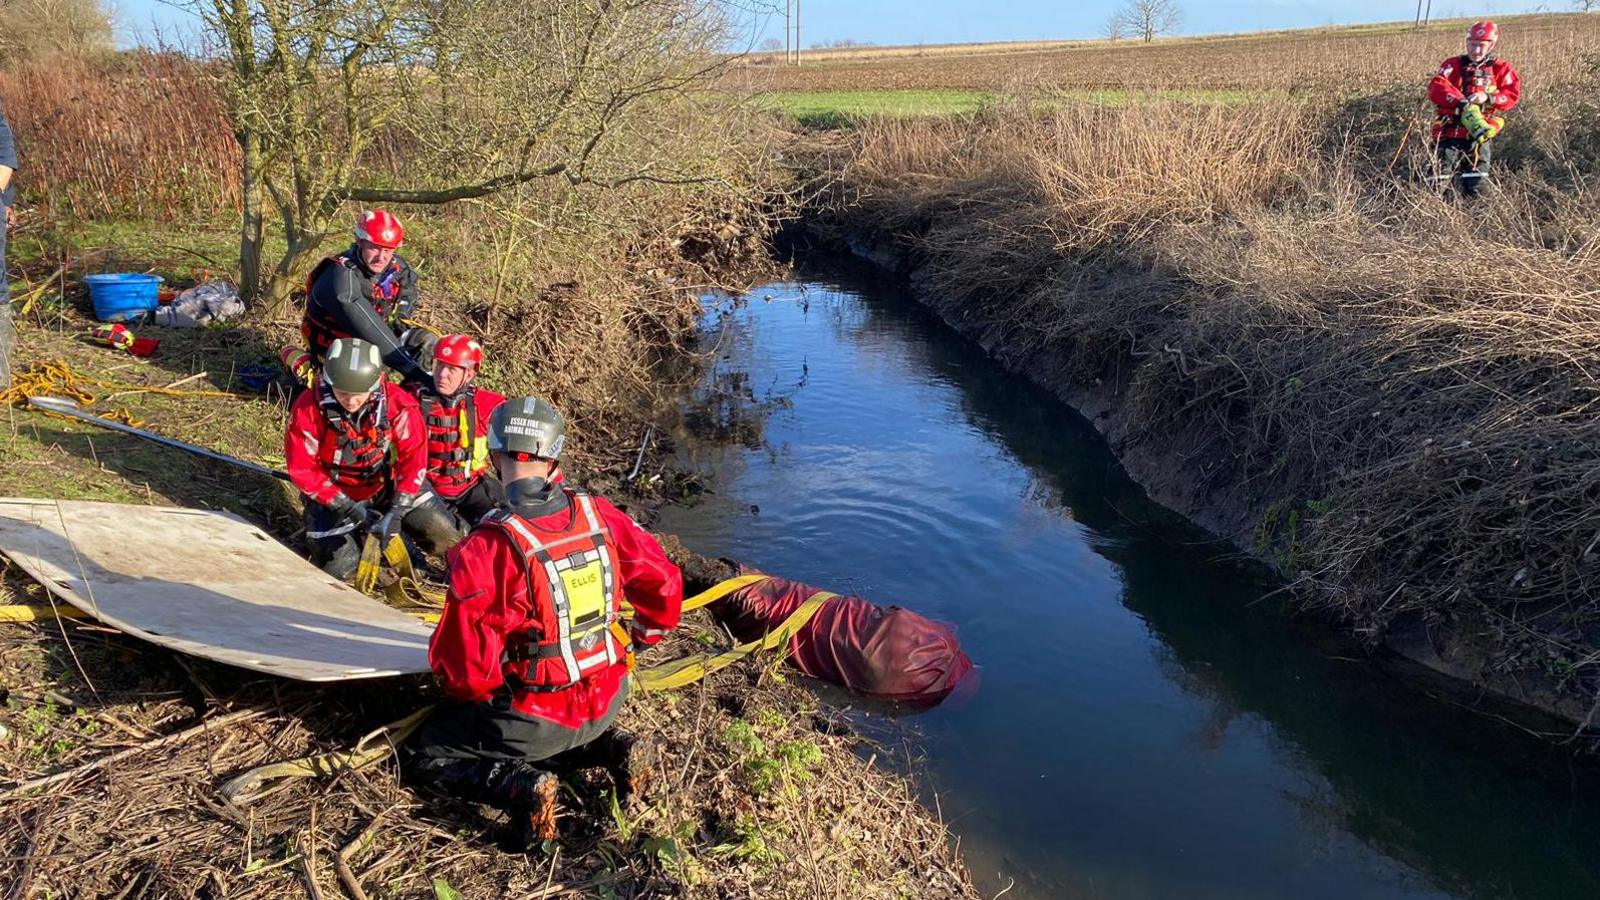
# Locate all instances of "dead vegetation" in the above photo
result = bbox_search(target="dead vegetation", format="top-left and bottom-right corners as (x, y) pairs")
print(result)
(0, 561), (975, 899)
(796, 49), (1600, 727)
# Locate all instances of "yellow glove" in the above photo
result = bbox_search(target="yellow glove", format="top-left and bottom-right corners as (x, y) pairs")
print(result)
(1459, 103), (1499, 145)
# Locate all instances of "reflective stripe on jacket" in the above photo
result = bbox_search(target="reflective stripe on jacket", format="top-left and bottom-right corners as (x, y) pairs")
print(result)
(416, 385), (505, 499)
(285, 381), (428, 504)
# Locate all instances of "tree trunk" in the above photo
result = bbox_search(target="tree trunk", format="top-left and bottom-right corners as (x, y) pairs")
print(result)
(238, 130), (265, 307)
(260, 237), (320, 320)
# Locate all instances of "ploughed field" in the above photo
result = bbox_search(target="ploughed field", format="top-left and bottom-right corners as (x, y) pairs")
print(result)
(735, 13), (1600, 116)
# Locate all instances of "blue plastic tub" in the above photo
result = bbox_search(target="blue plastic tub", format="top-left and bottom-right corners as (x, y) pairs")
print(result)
(84, 273), (163, 322)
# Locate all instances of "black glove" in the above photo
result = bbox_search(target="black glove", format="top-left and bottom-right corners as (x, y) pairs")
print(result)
(328, 494), (372, 529)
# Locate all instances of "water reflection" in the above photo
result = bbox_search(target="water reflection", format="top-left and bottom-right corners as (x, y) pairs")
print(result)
(660, 260), (1600, 900)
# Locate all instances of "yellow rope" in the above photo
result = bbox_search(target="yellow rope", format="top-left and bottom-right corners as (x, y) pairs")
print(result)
(218, 705), (435, 805)
(2, 358), (256, 429)
(0, 604), (87, 622)
(633, 588), (834, 692)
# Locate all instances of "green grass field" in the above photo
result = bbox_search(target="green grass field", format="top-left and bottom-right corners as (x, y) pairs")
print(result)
(767, 88), (1275, 126)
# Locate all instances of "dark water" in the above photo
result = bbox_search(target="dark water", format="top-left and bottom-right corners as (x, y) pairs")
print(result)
(656, 261), (1600, 900)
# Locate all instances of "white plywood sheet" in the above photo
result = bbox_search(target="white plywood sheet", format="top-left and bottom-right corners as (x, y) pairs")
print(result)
(0, 498), (432, 681)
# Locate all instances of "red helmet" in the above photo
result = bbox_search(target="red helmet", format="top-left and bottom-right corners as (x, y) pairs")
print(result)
(434, 333), (484, 371)
(354, 209), (404, 249)
(1468, 21), (1498, 44)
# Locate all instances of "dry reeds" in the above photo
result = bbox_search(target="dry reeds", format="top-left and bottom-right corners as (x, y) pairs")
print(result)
(0, 52), (240, 221)
(752, 12), (1600, 95)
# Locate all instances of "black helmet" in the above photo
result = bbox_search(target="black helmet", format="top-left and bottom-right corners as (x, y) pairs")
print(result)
(323, 338), (384, 393)
(488, 396), (566, 459)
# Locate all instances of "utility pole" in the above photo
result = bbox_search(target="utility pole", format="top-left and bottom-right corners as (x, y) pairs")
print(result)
(1414, 0), (1423, 28)
(784, 0), (801, 66)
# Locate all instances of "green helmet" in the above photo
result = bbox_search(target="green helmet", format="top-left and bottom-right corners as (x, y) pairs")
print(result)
(323, 338), (384, 393)
(488, 396), (566, 459)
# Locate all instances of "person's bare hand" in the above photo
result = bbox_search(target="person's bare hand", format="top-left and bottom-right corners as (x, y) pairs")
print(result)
(5, 206), (14, 231)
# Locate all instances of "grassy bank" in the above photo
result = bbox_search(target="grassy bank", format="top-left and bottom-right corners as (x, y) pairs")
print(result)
(792, 33), (1600, 733)
(0, 220), (977, 897)
(0, 38), (978, 900)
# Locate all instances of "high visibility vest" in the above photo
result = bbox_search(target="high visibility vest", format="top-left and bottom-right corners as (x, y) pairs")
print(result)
(419, 388), (489, 499)
(301, 251), (406, 362)
(484, 491), (624, 690)
(316, 385), (393, 493)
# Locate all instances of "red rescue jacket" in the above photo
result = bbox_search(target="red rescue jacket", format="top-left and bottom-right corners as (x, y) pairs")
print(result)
(429, 479), (683, 728)
(413, 384), (506, 500)
(285, 381), (428, 504)
(1428, 55), (1520, 140)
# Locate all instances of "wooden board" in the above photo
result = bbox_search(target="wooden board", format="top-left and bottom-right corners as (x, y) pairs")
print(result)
(0, 498), (433, 682)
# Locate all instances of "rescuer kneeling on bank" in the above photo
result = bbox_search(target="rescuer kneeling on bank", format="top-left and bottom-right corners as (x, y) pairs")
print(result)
(404, 396), (683, 843)
(284, 338), (465, 578)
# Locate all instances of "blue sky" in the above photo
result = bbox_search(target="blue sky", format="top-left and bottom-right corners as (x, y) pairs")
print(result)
(119, 0), (1557, 51)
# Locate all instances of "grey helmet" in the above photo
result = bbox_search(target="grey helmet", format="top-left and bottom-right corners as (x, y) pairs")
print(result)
(487, 396), (566, 459)
(323, 338), (384, 393)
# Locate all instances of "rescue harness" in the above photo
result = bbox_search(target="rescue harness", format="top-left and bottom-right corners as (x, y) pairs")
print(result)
(418, 388), (489, 498)
(317, 384), (393, 493)
(484, 490), (625, 691)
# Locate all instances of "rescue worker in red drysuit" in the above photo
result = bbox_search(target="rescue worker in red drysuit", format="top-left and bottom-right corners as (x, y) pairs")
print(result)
(302, 210), (432, 386)
(284, 338), (464, 579)
(1428, 21), (1520, 197)
(409, 334), (508, 531)
(404, 396), (682, 843)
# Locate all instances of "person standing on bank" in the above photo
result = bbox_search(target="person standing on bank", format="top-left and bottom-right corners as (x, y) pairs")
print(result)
(0, 101), (19, 386)
(1428, 21), (1521, 198)
(406, 396), (682, 843)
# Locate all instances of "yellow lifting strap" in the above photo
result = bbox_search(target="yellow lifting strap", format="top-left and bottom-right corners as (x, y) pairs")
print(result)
(632, 588), (836, 692)
(218, 705), (434, 805)
(354, 526), (448, 608)
(0, 604), (88, 622)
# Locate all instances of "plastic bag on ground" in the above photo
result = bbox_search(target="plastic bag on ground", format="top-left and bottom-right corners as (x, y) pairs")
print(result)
(154, 281), (243, 327)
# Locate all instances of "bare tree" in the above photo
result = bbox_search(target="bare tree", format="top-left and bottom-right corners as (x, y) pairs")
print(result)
(198, 0), (742, 313)
(1103, 14), (1126, 41)
(1109, 0), (1181, 44)
(1576, 0), (1600, 12)
(0, 0), (113, 65)
(759, 36), (783, 51)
